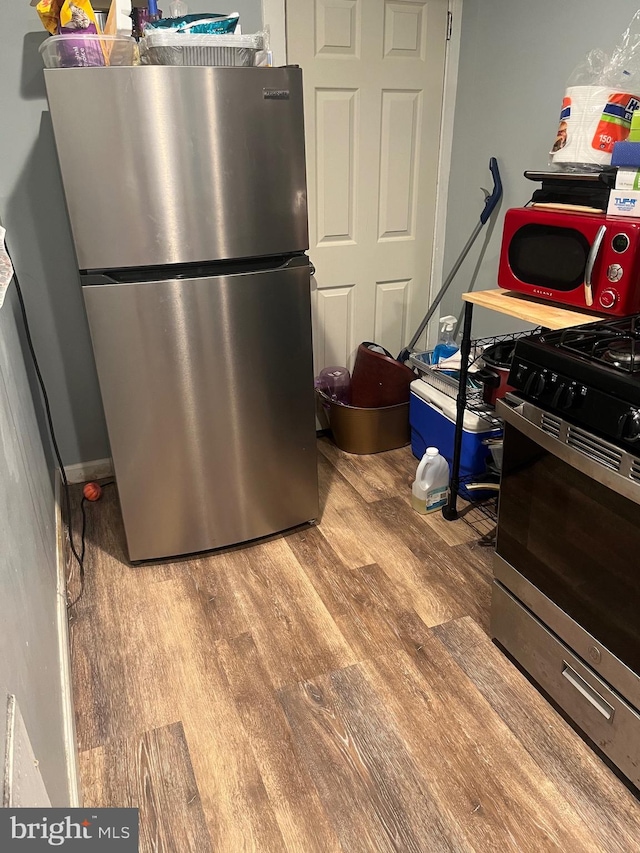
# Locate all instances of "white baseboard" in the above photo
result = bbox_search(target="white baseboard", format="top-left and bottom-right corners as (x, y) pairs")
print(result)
(54, 473), (82, 808)
(64, 457), (114, 485)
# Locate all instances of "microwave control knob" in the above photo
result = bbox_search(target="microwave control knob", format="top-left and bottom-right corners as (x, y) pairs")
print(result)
(599, 288), (618, 309)
(612, 233), (630, 253)
(607, 264), (623, 283)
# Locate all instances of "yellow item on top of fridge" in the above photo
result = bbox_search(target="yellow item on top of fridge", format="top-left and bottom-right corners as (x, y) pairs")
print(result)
(36, 0), (100, 35)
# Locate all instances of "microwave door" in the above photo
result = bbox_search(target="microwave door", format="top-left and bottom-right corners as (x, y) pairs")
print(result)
(584, 225), (607, 307)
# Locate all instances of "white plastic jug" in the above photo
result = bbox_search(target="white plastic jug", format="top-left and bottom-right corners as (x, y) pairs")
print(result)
(411, 447), (449, 514)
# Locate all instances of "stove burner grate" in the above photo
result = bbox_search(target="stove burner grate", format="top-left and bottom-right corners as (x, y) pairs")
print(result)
(544, 318), (640, 374)
(602, 339), (640, 369)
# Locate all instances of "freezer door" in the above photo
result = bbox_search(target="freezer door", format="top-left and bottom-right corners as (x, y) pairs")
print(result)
(83, 257), (318, 561)
(44, 66), (308, 270)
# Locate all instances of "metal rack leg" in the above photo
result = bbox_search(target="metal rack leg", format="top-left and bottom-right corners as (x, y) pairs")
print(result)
(442, 301), (474, 521)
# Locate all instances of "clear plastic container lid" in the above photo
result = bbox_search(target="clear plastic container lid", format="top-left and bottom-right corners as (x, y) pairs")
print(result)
(39, 34), (139, 69)
(142, 31), (264, 49)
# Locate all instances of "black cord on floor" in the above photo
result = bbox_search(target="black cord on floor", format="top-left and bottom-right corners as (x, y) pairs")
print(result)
(66, 480), (115, 610)
(7, 242), (107, 609)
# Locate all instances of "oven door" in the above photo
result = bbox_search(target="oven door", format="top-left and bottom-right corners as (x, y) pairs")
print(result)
(494, 397), (640, 709)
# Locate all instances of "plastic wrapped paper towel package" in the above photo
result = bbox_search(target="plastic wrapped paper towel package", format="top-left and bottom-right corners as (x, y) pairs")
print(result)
(548, 12), (640, 169)
(550, 86), (640, 168)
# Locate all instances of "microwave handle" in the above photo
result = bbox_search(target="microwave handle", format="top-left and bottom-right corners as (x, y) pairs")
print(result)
(584, 225), (607, 307)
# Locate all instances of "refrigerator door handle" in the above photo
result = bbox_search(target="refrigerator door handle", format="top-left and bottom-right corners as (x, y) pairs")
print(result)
(278, 255), (310, 271)
(82, 272), (120, 286)
(82, 255), (310, 287)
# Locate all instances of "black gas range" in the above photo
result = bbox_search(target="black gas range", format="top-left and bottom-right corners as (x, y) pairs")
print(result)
(509, 316), (640, 453)
(492, 314), (640, 789)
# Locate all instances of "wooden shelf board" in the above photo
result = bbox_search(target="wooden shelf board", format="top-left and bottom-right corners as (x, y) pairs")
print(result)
(461, 289), (606, 331)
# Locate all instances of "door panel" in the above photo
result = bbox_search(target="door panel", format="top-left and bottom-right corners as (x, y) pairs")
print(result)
(378, 89), (421, 240)
(374, 278), (410, 357)
(83, 261), (318, 561)
(287, 0), (449, 367)
(315, 88), (358, 245)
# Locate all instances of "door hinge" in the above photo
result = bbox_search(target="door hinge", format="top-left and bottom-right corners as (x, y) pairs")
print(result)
(447, 10), (453, 41)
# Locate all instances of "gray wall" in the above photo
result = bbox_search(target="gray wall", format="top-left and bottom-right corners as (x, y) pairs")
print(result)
(0, 1), (262, 468)
(0, 3), (111, 466)
(442, 0), (640, 336)
(0, 287), (69, 804)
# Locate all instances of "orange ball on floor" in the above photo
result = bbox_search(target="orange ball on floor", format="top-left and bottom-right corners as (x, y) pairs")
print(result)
(83, 482), (102, 502)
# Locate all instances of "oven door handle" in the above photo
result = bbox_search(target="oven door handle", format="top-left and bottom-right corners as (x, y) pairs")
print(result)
(584, 224), (607, 307)
(561, 663), (615, 722)
(496, 398), (640, 507)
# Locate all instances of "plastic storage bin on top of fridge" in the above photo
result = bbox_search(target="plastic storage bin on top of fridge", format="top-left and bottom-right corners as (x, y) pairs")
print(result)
(39, 35), (138, 68)
(409, 379), (501, 477)
(140, 32), (264, 66)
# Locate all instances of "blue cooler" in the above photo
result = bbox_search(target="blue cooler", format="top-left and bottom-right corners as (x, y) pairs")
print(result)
(409, 379), (501, 476)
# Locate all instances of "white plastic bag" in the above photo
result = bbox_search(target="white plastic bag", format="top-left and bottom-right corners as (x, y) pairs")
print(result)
(550, 12), (640, 170)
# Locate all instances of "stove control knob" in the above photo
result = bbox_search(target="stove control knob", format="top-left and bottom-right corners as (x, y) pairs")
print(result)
(621, 409), (640, 442)
(599, 288), (619, 309)
(561, 385), (576, 410)
(514, 364), (528, 383)
(551, 383), (577, 410)
(524, 370), (546, 398)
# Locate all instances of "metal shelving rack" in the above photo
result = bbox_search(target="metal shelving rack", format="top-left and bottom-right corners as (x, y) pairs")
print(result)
(412, 328), (541, 542)
(437, 289), (601, 528)
(456, 487), (500, 544)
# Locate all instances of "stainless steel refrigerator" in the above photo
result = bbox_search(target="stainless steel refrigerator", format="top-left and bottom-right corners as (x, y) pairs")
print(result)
(44, 66), (319, 561)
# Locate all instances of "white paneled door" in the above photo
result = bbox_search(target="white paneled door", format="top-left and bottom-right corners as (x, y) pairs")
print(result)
(286, 0), (449, 370)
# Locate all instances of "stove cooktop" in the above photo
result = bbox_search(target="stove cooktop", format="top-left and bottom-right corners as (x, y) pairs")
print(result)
(509, 316), (640, 451)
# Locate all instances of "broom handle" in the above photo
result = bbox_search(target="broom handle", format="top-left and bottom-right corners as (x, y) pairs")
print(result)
(398, 158), (501, 361)
(402, 220), (483, 355)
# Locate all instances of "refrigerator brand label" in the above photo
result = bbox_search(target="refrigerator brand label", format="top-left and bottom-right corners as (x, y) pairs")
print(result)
(263, 89), (290, 100)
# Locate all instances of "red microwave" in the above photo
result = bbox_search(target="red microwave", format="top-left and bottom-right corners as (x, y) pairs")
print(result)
(498, 206), (640, 315)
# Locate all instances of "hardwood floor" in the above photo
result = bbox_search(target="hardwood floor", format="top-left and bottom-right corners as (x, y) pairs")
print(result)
(66, 438), (640, 852)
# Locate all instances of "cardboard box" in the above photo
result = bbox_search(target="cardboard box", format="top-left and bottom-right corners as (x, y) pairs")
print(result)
(615, 168), (640, 190)
(607, 189), (640, 217)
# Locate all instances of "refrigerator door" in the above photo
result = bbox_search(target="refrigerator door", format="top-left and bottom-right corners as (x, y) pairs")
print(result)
(82, 256), (318, 561)
(44, 66), (308, 270)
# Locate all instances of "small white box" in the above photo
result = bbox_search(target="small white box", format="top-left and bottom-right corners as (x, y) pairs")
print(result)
(607, 189), (640, 217)
(615, 168), (640, 190)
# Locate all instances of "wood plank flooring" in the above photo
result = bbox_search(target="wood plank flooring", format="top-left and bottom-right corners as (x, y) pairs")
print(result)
(66, 438), (640, 852)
